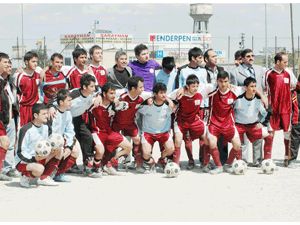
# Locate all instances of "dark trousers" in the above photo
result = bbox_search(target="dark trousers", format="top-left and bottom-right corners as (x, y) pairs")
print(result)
(73, 115), (93, 163)
(217, 135), (228, 165)
(291, 124), (300, 160)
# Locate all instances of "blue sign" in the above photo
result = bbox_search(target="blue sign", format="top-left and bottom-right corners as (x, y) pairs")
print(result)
(155, 50), (164, 59)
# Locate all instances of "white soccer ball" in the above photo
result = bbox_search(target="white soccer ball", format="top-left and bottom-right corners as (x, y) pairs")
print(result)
(232, 160), (247, 175)
(35, 140), (52, 157)
(164, 162), (180, 178)
(261, 159), (276, 174)
(48, 133), (65, 150)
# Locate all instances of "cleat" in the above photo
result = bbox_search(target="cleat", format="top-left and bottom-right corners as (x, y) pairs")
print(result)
(20, 175), (32, 188)
(0, 173), (12, 181)
(6, 169), (21, 178)
(223, 164), (234, 173)
(103, 165), (118, 176)
(37, 177), (59, 186)
(209, 166), (223, 175)
(202, 164), (210, 173)
(136, 166), (146, 174)
(53, 174), (71, 182)
(66, 164), (82, 174)
(186, 160), (195, 170)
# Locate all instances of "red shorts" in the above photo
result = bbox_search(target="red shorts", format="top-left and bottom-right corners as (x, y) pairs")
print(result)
(236, 123), (263, 143)
(112, 122), (139, 137)
(0, 121), (7, 136)
(142, 132), (172, 146)
(208, 123), (238, 143)
(174, 119), (206, 141)
(19, 105), (33, 127)
(92, 131), (124, 153)
(270, 113), (291, 132)
(16, 159), (46, 177)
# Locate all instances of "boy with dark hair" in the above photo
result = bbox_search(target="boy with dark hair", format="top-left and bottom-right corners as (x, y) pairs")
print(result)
(16, 103), (62, 187)
(155, 56), (176, 94)
(16, 51), (41, 127)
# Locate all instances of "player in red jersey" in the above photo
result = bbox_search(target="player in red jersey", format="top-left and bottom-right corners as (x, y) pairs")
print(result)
(203, 71), (244, 174)
(112, 76), (145, 169)
(169, 74), (210, 169)
(263, 52), (297, 167)
(42, 53), (68, 105)
(66, 48), (89, 89)
(90, 82), (132, 175)
(88, 45), (107, 88)
(16, 51), (41, 127)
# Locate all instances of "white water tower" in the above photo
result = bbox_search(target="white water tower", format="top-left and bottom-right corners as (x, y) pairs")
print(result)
(190, 4), (213, 33)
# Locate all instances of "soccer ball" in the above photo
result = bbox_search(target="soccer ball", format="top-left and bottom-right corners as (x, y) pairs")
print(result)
(48, 133), (65, 150)
(35, 140), (52, 157)
(261, 159), (276, 174)
(164, 162), (180, 178)
(232, 160), (247, 175)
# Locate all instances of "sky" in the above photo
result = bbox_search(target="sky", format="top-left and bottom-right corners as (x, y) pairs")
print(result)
(0, 3), (299, 62)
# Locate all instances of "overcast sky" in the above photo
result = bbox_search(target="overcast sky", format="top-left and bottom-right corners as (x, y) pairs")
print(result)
(0, 3), (299, 61)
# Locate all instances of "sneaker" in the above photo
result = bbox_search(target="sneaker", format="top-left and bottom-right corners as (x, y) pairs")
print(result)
(143, 161), (156, 174)
(202, 164), (210, 173)
(37, 177), (59, 186)
(223, 164), (234, 173)
(0, 173), (12, 181)
(283, 159), (289, 167)
(136, 166), (146, 174)
(20, 175), (31, 188)
(117, 157), (128, 172)
(103, 165), (119, 175)
(209, 166), (224, 175)
(53, 174), (71, 182)
(83, 167), (102, 178)
(66, 164), (82, 174)
(287, 160), (297, 169)
(186, 160), (195, 170)
(127, 161), (136, 170)
(6, 169), (21, 178)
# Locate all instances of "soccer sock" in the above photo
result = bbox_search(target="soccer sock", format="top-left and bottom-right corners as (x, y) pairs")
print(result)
(110, 157), (118, 169)
(40, 158), (60, 180)
(0, 147), (7, 172)
(173, 146), (181, 164)
(56, 155), (76, 175)
(284, 139), (290, 159)
(210, 147), (222, 167)
(226, 148), (242, 165)
(184, 139), (194, 162)
(202, 144), (210, 166)
(133, 144), (143, 167)
(93, 158), (102, 169)
(199, 140), (205, 163)
(263, 136), (273, 159)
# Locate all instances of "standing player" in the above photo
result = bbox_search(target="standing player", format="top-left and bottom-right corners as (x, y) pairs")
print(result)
(50, 89), (80, 182)
(112, 76), (145, 170)
(0, 52), (11, 181)
(42, 53), (68, 105)
(16, 51), (41, 127)
(16, 103), (62, 188)
(138, 83), (175, 173)
(169, 75), (210, 168)
(263, 52), (297, 167)
(91, 82), (132, 175)
(88, 45), (107, 88)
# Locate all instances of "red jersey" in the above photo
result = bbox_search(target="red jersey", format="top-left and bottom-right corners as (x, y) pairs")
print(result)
(91, 104), (115, 133)
(89, 64), (107, 87)
(208, 88), (239, 128)
(113, 92), (144, 126)
(43, 69), (67, 104)
(66, 66), (88, 89)
(175, 92), (203, 124)
(265, 69), (294, 115)
(16, 71), (40, 106)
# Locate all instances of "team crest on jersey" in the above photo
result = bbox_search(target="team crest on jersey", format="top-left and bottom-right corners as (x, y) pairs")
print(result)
(227, 98), (234, 104)
(194, 100), (201, 105)
(149, 68), (154, 73)
(100, 70), (106, 76)
(284, 78), (289, 84)
(135, 104), (141, 109)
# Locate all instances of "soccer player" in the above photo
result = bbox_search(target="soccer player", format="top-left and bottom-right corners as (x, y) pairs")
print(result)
(49, 89), (80, 182)
(225, 77), (272, 172)
(16, 51), (41, 127)
(155, 56), (177, 94)
(138, 82), (175, 173)
(0, 52), (11, 181)
(16, 103), (62, 188)
(263, 52), (297, 167)
(88, 45), (107, 88)
(42, 53), (68, 105)
(66, 48), (89, 89)
(107, 49), (132, 90)
(169, 75), (210, 168)
(91, 82), (132, 175)
(128, 44), (161, 93)
(112, 76), (145, 170)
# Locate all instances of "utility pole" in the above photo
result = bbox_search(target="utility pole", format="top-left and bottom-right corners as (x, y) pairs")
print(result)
(265, 4), (268, 69)
(290, 3), (296, 75)
(21, 4), (24, 59)
(17, 37), (20, 67)
(43, 36), (46, 67)
(93, 20), (99, 45)
(239, 33), (245, 50)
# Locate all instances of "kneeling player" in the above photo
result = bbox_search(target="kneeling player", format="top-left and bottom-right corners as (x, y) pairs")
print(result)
(138, 83), (175, 173)
(50, 89), (80, 181)
(16, 103), (63, 188)
(91, 82), (132, 175)
(169, 75), (210, 169)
